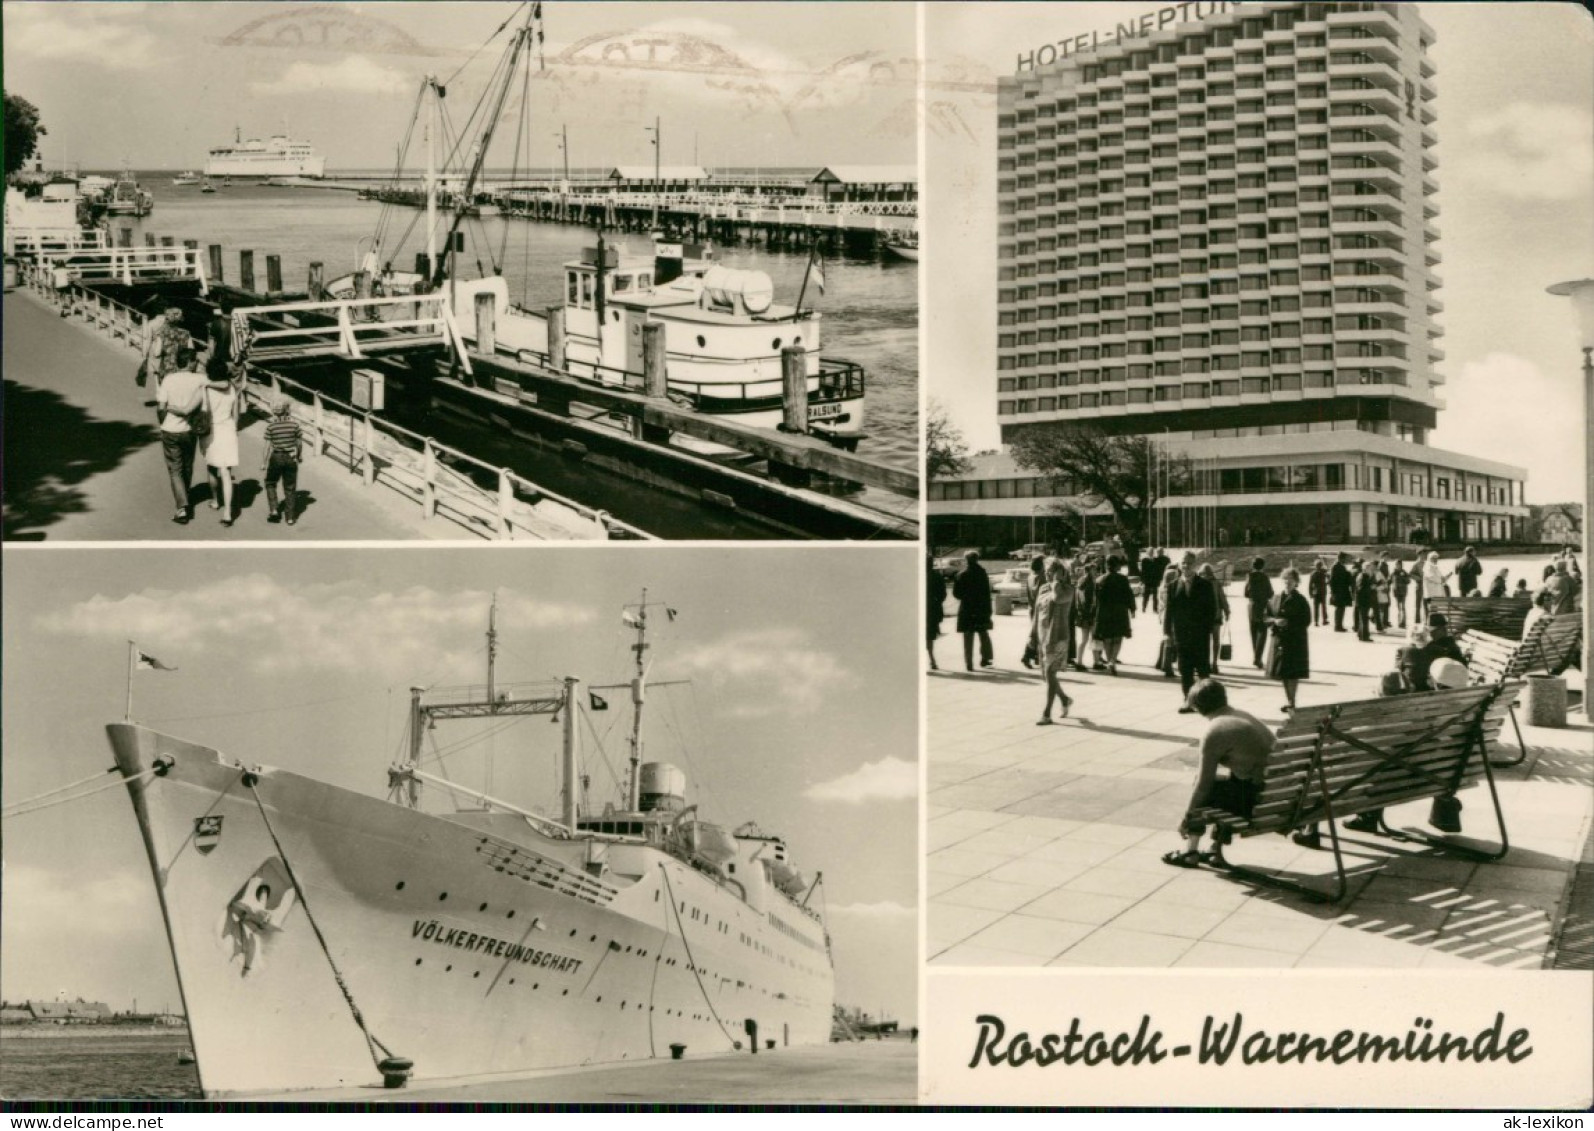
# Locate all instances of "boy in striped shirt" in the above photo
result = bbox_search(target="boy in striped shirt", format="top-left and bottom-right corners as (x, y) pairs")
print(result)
(262, 401), (303, 526)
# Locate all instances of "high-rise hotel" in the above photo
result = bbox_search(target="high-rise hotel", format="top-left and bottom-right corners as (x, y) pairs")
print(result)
(929, 0), (1528, 551)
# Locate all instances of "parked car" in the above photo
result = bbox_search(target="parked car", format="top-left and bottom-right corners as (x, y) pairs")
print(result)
(993, 569), (1033, 610)
(1010, 542), (1049, 562)
(933, 547), (981, 578)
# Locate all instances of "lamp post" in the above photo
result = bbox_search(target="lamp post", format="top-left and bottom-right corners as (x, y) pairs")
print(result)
(644, 117), (661, 226)
(1546, 277), (1594, 699)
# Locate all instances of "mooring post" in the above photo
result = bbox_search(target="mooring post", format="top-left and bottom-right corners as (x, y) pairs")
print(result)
(475, 292), (496, 357)
(239, 250), (255, 292)
(208, 244), (224, 283)
(308, 262), (324, 301)
(421, 440), (437, 519)
(781, 346), (808, 434)
(159, 235), (174, 266)
(546, 305), (566, 372)
(265, 254), (283, 295)
(642, 322), (667, 397)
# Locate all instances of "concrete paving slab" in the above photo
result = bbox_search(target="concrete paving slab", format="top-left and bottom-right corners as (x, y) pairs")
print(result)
(929, 585), (1592, 969)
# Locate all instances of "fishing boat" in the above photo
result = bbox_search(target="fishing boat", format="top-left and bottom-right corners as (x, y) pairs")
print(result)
(172, 171), (202, 187)
(107, 593), (835, 1097)
(200, 180), (217, 195)
(322, 5), (865, 445)
(882, 232), (918, 263)
(103, 169), (153, 217)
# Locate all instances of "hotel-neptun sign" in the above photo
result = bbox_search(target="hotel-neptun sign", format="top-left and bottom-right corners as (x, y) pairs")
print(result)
(1017, 1), (1244, 72)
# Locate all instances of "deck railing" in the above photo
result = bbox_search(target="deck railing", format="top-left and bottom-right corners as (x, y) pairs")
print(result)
(231, 294), (473, 369)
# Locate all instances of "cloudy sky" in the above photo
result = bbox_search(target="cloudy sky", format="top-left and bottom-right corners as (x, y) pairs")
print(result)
(1, 546), (919, 1026)
(924, 2), (1594, 506)
(3, 1), (918, 171)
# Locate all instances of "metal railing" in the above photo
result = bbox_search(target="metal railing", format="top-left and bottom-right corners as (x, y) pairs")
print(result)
(249, 369), (653, 542)
(9, 227), (110, 257)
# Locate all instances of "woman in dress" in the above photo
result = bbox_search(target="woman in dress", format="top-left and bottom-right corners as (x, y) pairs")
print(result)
(1034, 559), (1076, 723)
(1419, 551), (1450, 619)
(1092, 555), (1135, 675)
(1267, 567), (1312, 714)
(202, 373), (241, 526)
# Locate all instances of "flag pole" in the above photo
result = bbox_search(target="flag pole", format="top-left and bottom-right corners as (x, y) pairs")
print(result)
(794, 242), (816, 319)
(126, 640), (136, 722)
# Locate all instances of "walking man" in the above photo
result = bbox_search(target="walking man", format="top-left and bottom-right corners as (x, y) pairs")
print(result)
(953, 550), (994, 671)
(1329, 552), (1354, 632)
(1140, 548), (1165, 614)
(156, 346), (206, 524)
(1165, 553), (1218, 711)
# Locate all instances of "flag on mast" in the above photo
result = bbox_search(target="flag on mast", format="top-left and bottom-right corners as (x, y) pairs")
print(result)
(135, 649), (177, 672)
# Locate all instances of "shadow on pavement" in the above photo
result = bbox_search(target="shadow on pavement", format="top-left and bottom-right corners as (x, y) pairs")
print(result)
(2, 380), (160, 540)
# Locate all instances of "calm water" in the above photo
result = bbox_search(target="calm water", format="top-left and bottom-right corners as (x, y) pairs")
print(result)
(0, 1030), (201, 1100)
(112, 175), (919, 469)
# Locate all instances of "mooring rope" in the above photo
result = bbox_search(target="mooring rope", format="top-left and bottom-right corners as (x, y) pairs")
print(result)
(1, 765), (161, 821)
(243, 775), (403, 1076)
(658, 864), (737, 1048)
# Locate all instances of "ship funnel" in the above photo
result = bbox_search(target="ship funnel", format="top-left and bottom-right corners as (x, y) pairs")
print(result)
(638, 762), (686, 813)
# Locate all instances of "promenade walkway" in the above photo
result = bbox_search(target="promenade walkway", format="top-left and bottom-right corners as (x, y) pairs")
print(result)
(6, 289), (485, 542)
(928, 585), (1591, 970)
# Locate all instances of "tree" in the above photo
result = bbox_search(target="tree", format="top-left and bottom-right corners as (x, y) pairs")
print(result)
(4, 92), (46, 178)
(1008, 424), (1189, 549)
(925, 399), (972, 481)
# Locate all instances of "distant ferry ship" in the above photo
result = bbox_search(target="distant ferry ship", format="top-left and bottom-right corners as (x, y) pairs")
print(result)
(204, 128), (325, 179)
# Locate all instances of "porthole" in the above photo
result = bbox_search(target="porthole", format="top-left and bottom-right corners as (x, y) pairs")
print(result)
(794, 336), (802, 347)
(445, 965), (453, 972)
(395, 881), (406, 891)
(438, 892), (448, 901)
(473, 971), (481, 979)
(414, 958), (422, 966)
(696, 335), (706, 348)
(507, 910), (515, 919)
(772, 338), (782, 350)
(479, 902), (488, 912)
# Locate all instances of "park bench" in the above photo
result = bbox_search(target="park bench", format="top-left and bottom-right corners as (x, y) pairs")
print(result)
(1425, 597), (1532, 641)
(1186, 682), (1519, 903)
(1459, 611), (1584, 767)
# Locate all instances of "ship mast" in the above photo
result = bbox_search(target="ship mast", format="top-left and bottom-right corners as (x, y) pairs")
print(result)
(625, 588), (649, 812)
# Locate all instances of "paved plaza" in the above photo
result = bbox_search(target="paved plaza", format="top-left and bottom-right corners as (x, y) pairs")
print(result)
(928, 584), (1592, 969)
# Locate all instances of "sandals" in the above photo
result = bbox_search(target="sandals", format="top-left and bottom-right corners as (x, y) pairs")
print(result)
(1161, 849), (1207, 869)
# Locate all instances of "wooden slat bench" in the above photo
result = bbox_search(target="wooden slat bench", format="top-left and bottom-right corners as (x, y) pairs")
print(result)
(1425, 597), (1532, 641)
(1186, 682), (1520, 902)
(1459, 612), (1584, 767)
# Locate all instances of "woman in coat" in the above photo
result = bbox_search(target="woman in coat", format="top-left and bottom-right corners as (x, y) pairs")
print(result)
(1092, 556), (1135, 676)
(1243, 557), (1275, 669)
(1267, 568), (1313, 714)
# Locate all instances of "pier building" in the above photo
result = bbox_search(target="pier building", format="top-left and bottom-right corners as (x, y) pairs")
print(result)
(931, 1), (1528, 551)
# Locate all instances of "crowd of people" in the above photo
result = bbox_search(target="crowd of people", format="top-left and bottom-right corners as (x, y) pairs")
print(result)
(144, 305), (304, 528)
(929, 542), (1584, 869)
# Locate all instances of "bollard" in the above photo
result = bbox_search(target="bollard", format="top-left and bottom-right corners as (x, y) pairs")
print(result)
(546, 306), (566, 372)
(265, 255), (282, 294)
(475, 292), (497, 356)
(208, 244), (224, 283)
(422, 440), (437, 518)
(642, 322), (667, 397)
(308, 262), (324, 301)
(239, 250), (255, 292)
(780, 346), (807, 433)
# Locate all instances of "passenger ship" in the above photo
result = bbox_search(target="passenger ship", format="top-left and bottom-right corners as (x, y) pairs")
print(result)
(108, 595), (835, 1096)
(205, 129), (325, 179)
